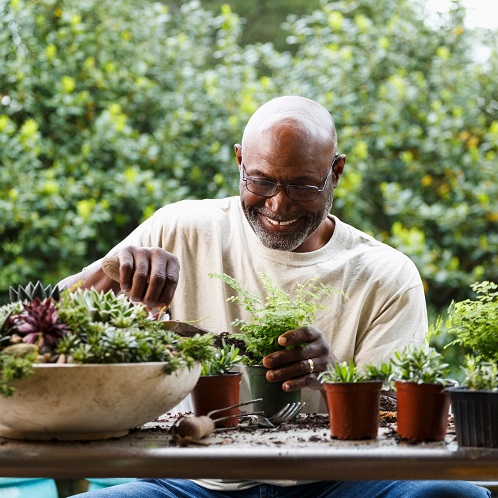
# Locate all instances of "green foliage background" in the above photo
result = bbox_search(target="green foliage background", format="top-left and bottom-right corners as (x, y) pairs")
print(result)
(1, 0), (497, 325)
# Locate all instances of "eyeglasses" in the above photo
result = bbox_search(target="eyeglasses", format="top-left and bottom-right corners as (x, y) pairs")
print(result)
(241, 154), (339, 202)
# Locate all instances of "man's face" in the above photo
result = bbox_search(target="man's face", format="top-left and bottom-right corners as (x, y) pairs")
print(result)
(237, 137), (337, 253)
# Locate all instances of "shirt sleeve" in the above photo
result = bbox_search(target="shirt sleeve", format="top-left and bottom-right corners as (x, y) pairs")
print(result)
(353, 261), (428, 366)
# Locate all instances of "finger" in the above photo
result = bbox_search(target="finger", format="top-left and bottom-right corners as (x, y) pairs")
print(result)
(263, 343), (320, 369)
(116, 249), (136, 293)
(266, 358), (315, 383)
(129, 251), (151, 303)
(278, 326), (321, 347)
(144, 250), (179, 308)
(282, 374), (322, 392)
(158, 255), (179, 306)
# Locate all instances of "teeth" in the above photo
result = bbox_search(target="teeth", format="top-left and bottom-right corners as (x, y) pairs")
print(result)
(267, 217), (297, 226)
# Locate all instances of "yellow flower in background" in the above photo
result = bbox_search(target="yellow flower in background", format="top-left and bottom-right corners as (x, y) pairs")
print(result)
(61, 76), (76, 93)
(421, 175), (433, 187)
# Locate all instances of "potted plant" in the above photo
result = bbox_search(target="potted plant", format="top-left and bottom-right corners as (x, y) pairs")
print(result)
(0, 283), (214, 440)
(443, 280), (498, 364)
(319, 359), (393, 440)
(449, 358), (498, 448)
(191, 335), (245, 427)
(391, 344), (453, 442)
(441, 281), (498, 447)
(210, 273), (340, 417)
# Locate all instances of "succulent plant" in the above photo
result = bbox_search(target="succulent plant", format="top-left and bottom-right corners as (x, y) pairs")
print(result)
(58, 288), (142, 330)
(391, 344), (450, 385)
(201, 339), (244, 376)
(10, 298), (69, 352)
(319, 358), (393, 385)
(0, 288), (215, 396)
(9, 281), (60, 303)
(0, 302), (22, 337)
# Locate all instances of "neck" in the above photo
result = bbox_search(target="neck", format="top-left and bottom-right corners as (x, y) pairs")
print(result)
(293, 216), (335, 253)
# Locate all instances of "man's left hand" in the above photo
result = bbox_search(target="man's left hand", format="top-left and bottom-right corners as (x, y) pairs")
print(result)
(261, 326), (337, 391)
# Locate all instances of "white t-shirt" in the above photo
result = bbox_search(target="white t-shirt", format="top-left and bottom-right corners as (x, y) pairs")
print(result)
(100, 196), (427, 409)
(95, 196), (428, 490)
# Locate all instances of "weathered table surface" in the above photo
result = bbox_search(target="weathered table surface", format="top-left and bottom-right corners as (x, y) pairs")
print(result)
(0, 413), (497, 481)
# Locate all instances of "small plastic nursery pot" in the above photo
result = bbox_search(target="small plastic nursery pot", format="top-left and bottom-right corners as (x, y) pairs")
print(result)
(323, 381), (382, 440)
(449, 387), (498, 448)
(191, 372), (243, 428)
(246, 365), (301, 417)
(395, 380), (450, 442)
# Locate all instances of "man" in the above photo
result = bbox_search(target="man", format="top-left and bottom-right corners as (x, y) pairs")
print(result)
(66, 96), (489, 497)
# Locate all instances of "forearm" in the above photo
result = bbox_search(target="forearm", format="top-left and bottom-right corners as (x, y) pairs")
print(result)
(58, 262), (120, 294)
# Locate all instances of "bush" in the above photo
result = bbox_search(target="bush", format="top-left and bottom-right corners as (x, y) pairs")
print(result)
(1, 0), (497, 316)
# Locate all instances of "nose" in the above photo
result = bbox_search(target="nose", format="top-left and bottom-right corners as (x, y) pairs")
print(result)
(264, 187), (295, 215)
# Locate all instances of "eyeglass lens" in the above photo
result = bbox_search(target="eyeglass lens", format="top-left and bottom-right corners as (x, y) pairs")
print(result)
(242, 154), (338, 202)
(245, 180), (320, 201)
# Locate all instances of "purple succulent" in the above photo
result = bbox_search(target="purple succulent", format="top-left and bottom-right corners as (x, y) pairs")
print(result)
(11, 298), (69, 351)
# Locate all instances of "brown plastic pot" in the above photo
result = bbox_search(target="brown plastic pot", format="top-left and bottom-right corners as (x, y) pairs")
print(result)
(395, 380), (450, 441)
(191, 372), (242, 427)
(323, 381), (383, 440)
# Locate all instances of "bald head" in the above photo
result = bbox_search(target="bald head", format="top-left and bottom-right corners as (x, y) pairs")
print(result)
(242, 96), (337, 153)
(236, 96), (345, 252)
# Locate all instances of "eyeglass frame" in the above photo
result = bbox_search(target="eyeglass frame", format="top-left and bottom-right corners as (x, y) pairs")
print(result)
(240, 153), (339, 202)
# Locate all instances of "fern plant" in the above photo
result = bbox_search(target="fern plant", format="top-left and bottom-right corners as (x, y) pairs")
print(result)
(210, 272), (343, 365)
(444, 281), (498, 363)
(462, 356), (498, 392)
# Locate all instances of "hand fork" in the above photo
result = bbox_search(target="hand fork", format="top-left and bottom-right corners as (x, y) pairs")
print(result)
(256, 402), (306, 428)
(176, 398), (263, 439)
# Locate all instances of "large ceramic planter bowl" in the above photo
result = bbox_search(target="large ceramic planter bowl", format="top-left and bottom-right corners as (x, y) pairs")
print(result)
(0, 362), (201, 441)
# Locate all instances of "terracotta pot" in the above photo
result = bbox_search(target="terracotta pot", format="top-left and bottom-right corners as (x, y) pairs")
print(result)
(246, 365), (301, 417)
(191, 372), (242, 427)
(323, 381), (382, 440)
(395, 380), (450, 441)
(450, 387), (498, 448)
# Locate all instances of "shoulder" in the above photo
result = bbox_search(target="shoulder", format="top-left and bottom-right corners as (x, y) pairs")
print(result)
(334, 217), (413, 261)
(150, 197), (241, 225)
(332, 217), (422, 283)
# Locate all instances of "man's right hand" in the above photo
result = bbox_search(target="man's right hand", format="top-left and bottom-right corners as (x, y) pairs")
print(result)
(102, 246), (179, 310)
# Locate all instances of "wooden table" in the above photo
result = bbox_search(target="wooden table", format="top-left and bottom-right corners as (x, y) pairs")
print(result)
(0, 413), (497, 482)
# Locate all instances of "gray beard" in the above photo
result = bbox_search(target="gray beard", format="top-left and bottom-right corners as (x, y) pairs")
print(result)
(244, 194), (334, 251)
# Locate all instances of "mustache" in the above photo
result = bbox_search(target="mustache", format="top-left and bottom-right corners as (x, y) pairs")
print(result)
(252, 207), (305, 222)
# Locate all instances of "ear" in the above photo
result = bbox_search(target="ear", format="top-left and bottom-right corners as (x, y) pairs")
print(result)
(234, 144), (242, 170)
(332, 154), (346, 187)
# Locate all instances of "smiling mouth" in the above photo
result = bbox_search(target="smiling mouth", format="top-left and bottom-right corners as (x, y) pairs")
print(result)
(265, 217), (298, 226)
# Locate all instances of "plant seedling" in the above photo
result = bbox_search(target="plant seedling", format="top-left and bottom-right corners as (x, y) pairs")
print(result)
(391, 344), (450, 385)
(462, 356), (498, 391)
(201, 339), (244, 376)
(445, 281), (498, 363)
(210, 272), (343, 365)
(319, 358), (393, 388)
